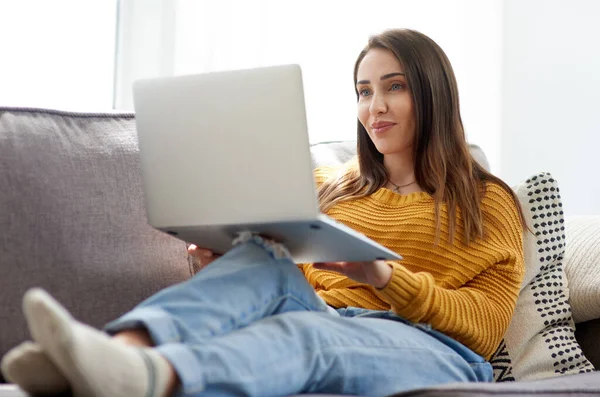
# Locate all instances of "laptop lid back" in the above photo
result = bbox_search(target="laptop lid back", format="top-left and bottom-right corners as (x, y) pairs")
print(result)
(132, 64), (320, 228)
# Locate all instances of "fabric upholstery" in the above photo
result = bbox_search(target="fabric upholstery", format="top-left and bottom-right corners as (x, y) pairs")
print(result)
(0, 107), (192, 363)
(309, 140), (492, 171)
(390, 371), (600, 396)
(310, 141), (358, 169)
(1, 110), (598, 394)
(490, 174), (595, 381)
(564, 216), (600, 323)
(2, 373), (600, 397)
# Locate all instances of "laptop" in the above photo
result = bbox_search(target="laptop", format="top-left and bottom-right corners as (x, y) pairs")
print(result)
(132, 64), (402, 263)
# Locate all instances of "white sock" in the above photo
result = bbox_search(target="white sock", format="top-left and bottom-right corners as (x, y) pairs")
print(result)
(1, 341), (70, 395)
(22, 288), (173, 397)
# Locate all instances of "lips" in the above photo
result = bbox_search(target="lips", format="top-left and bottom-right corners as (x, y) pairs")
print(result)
(371, 121), (396, 134)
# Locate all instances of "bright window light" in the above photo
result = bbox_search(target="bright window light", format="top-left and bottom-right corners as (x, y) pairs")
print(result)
(0, 0), (118, 111)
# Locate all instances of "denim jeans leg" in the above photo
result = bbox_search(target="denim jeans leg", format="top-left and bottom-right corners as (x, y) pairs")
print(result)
(103, 240), (329, 345)
(155, 311), (493, 397)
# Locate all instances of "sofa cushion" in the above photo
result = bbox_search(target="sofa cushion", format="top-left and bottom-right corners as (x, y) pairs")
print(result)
(489, 174), (595, 381)
(309, 141), (492, 171)
(390, 371), (600, 396)
(310, 141), (358, 169)
(0, 108), (192, 363)
(2, 373), (600, 397)
(564, 216), (600, 323)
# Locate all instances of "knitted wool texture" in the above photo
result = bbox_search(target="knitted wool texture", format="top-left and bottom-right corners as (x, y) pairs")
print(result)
(301, 167), (525, 360)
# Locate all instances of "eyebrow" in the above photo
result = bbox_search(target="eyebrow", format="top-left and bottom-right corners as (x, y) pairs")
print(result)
(356, 72), (405, 85)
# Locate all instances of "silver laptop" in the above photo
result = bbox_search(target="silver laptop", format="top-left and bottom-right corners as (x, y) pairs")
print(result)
(132, 64), (402, 263)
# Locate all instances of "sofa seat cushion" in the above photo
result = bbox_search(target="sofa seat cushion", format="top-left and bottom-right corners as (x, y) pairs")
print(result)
(390, 371), (600, 396)
(2, 373), (600, 397)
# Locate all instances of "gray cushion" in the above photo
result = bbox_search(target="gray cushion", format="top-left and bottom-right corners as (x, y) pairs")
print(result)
(309, 140), (492, 172)
(390, 372), (600, 396)
(0, 108), (192, 363)
(2, 374), (600, 397)
(310, 141), (357, 169)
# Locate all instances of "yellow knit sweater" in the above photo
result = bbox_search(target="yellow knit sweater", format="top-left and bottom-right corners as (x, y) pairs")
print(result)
(301, 166), (525, 360)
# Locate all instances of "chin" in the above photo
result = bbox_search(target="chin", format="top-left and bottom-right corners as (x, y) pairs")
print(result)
(368, 133), (412, 156)
(371, 140), (402, 155)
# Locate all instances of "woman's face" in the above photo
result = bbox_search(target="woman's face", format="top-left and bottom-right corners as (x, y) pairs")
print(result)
(356, 48), (416, 156)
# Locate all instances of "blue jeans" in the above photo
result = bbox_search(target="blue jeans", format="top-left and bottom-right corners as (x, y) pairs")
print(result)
(104, 239), (493, 397)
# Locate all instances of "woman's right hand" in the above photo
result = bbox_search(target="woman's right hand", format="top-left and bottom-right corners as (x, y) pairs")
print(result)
(187, 244), (221, 270)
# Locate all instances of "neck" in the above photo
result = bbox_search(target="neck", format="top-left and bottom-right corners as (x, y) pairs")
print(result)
(383, 152), (415, 187)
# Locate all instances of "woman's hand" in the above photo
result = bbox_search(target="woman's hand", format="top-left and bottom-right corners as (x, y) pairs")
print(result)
(187, 244), (222, 271)
(312, 260), (394, 289)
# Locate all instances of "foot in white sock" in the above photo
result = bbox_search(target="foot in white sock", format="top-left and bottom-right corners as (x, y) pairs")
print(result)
(22, 288), (173, 397)
(1, 341), (70, 395)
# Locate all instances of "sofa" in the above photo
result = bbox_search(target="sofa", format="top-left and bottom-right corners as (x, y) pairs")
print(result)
(0, 106), (599, 396)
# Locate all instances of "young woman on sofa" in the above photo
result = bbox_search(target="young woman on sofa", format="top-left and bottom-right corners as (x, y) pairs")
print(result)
(1, 28), (526, 397)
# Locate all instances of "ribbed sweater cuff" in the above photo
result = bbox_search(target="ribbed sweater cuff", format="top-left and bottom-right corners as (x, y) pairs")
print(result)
(378, 262), (433, 320)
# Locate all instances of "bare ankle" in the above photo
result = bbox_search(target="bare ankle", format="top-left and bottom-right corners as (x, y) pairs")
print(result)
(112, 328), (154, 347)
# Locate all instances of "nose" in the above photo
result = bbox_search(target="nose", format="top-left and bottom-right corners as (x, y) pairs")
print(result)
(369, 93), (387, 115)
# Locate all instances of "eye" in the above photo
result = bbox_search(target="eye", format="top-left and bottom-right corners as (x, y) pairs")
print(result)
(359, 88), (371, 97)
(390, 83), (403, 91)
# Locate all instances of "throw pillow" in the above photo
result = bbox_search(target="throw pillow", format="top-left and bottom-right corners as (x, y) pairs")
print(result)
(564, 216), (600, 323)
(490, 173), (595, 381)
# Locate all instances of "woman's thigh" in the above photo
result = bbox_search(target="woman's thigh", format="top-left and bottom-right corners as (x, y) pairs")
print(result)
(157, 311), (492, 397)
(104, 240), (328, 344)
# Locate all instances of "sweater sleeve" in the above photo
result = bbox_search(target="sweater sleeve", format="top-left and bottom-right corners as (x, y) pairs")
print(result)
(377, 187), (525, 359)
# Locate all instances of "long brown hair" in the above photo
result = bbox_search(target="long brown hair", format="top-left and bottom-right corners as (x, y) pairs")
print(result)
(318, 29), (526, 244)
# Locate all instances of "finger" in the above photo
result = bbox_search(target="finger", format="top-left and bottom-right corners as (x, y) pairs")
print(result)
(314, 261), (347, 267)
(312, 262), (345, 272)
(188, 245), (214, 258)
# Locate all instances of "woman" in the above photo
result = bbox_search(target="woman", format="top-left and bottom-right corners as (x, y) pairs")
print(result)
(1, 29), (525, 397)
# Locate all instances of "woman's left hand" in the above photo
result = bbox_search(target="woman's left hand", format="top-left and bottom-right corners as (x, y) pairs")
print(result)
(312, 260), (393, 289)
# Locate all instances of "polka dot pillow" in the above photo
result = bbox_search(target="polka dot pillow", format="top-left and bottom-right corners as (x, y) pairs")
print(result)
(490, 173), (595, 381)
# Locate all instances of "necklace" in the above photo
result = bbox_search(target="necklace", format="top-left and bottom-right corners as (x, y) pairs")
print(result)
(388, 179), (417, 193)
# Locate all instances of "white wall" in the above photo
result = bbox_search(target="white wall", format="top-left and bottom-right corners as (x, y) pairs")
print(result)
(501, 0), (600, 215)
(114, 0), (177, 110)
(115, 0), (503, 170)
(0, 0), (117, 111)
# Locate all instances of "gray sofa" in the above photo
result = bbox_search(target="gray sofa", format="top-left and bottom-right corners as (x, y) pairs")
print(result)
(0, 107), (599, 396)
